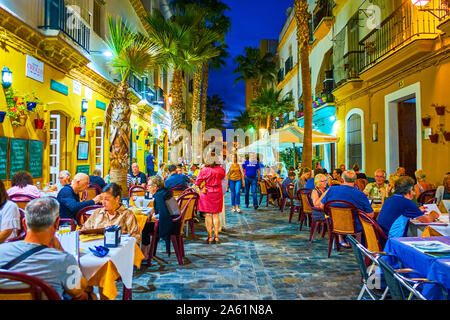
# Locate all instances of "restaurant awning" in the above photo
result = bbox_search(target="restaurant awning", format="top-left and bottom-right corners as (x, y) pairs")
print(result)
(237, 123), (339, 154)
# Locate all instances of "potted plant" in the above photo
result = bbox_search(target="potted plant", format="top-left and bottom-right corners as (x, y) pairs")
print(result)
(443, 131), (450, 142)
(421, 115), (431, 127)
(73, 118), (82, 135)
(431, 104), (446, 116)
(24, 90), (44, 112)
(4, 88), (27, 126)
(429, 131), (439, 143)
(32, 98), (47, 129)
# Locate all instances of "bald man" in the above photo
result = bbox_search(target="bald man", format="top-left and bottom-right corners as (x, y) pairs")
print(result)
(56, 173), (102, 219)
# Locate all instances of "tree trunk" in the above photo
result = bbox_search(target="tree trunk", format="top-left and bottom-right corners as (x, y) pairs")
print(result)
(107, 81), (131, 197)
(295, 0), (313, 169)
(200, 62), (209, 135)
(169, 69), (185, 138)
(191, 65), (203, 128)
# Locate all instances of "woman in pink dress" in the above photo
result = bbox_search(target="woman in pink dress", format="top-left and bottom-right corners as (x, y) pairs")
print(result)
(195, 162), (225, 244)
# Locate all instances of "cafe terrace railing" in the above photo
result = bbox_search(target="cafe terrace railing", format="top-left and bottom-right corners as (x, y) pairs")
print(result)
(359, 0), (449, 72)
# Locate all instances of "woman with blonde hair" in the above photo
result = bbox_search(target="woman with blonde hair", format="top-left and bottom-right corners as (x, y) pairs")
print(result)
(310, 174), (328, 222)
(413, 170), (435, 198)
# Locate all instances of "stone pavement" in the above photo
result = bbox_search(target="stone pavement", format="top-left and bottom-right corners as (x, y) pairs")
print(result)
(119, 192), (361, 300)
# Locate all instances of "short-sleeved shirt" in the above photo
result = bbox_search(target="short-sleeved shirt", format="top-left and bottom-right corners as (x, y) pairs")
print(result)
(0, 200), (21, 241)
(305, 178), (315, 190)
(376, 193), (423, 236)
(242, 160), (260, 178)
(321, 185), (374, 232)
(0, 241), (82, 298)
(364, 182), (387, 203)
(129, 172), (147, 186)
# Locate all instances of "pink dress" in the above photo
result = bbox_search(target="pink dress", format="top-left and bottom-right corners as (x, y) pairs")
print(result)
(195, 166), (226, 214)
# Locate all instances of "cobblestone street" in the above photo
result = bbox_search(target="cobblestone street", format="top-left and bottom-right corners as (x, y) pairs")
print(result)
(125, 192), (361, 300)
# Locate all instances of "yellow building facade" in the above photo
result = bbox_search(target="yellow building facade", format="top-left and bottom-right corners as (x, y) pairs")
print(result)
(332, 0), (450, 185)
(0, 0), (171, 188)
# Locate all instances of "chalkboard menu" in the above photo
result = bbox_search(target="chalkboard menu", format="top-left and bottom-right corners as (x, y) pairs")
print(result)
(76, 165), (90, 175)
(0, 137), (8, 180)
(28, 140), (43, 178)
(9, 139), (27, 177)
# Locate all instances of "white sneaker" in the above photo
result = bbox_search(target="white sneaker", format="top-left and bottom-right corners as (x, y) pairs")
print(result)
(231, 208), (236, 213)
(236, 208), (241, 213)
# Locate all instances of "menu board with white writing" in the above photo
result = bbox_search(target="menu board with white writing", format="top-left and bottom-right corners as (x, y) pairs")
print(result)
(9, 138), (27, 177)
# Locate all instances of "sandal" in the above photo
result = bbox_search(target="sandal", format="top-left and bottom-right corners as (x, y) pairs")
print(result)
(214, 237), (220, 244)
(339, 241), (351, 248)
(206, 237), (213, 244)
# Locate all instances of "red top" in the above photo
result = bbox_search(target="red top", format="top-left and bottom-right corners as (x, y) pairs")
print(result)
(195, 166), (225, 213)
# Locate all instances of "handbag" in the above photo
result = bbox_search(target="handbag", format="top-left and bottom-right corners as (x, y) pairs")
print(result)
(165, 196), (181, 216)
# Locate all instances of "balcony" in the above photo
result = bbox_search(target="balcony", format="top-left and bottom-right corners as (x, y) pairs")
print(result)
(38, 0), (91, 53)
(358, 0), (449, 81)
(312, 0), (334, 42)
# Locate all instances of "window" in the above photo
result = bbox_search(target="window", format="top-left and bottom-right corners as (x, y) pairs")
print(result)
(93, 0), (104, 38)
(346, 112), (362, 170)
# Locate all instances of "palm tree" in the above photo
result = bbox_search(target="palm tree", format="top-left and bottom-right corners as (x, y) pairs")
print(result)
(201, 43), (229, 134)
(249, 88), (294, 133)
(230, 110), (252, 130)
(233, 46), (277, 101)
(294, 0), (313, 168)
(205, 94), (226, 130)
(104, 16), (162, 196)
(170, 1), (231, 134)
(144, 9), (198, 137)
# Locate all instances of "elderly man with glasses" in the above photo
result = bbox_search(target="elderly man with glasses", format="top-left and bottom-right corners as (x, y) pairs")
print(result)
(56, 173), (102, 219)
(363, 169), (388, 205)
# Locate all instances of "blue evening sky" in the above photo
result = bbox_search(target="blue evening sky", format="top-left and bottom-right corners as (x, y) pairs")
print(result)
(207, 0), (294, 128)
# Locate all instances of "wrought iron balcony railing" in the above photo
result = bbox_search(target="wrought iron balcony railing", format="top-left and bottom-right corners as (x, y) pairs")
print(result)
(359, 0), (449, 72)
(285, 56), (294, 75)
(38, 0), (91, 53)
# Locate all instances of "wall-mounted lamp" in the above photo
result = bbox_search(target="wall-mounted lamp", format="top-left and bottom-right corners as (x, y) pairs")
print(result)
(167, 95), (173, 105)
(90, 50), (113, 58)
(81, 99), (89, 112)
(2, 67), (12, 89)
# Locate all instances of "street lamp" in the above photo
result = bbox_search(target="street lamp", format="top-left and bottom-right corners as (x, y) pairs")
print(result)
(1, 67), (12, 89)
(81, 99), (89, 113)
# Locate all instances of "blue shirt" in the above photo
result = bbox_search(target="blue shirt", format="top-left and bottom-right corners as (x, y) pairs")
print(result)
(281, 177), (293, 197)
(321, 185), (373, 232)
(56, 185), (95, 219)
(146, 154), (155, 172)
(164, 173), (190, 189)
(242, 160), (260, 178)
(377, 193), (423, 236)
(89, 175), (106, 189)
(305, 178), (315, 190)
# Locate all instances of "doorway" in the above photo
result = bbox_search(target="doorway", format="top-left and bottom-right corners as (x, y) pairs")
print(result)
(397, 98), (417, 178)
(49, 114), (61, 185)
(384, 82), (422, 175)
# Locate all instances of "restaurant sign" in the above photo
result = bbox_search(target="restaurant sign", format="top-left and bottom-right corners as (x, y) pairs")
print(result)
(26, 55), (44, 83)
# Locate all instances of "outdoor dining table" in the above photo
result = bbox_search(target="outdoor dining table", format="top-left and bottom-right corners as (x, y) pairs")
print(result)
(57, 232), (145, 300)
(408, 212), (450, 237)
(383, 236), (450, 300)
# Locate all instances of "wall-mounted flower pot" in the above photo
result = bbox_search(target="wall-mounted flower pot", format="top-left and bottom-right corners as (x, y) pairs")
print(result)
(88, 129), (95, 137)
(26, 101), (37, 111)
(421, 117), (431, 127)
(18, 115), (27, 126)
(444, 131), (450, 142)
(34, 118), (45, 129)
(0, 111), (6, 123)
(136, 135), (139, 140)
(74, 126), (82, 135)
(435, 106), (445, 115)
(429, 133), (439, 143)
(144, 130), (149, 136)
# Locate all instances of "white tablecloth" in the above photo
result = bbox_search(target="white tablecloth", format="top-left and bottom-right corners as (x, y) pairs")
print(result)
(58, 232), (136, 289)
